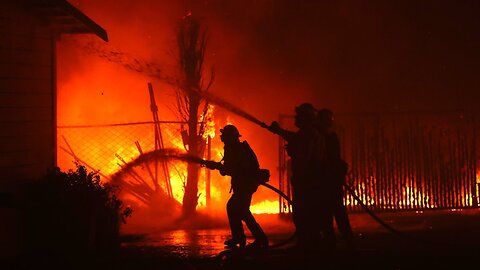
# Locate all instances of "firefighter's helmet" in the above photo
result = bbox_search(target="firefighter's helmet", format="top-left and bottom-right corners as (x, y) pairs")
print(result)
(295, 102), (317, 118)
(220, 124), (241, 138)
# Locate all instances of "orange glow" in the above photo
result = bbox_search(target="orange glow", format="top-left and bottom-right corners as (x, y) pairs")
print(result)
(476, 170), (480, 204)
(251, 200), (279, 214)
(50, 2), (318, 247)
(55, 1), (310, 222)
(345, 178), (436, 209)
(398, 185), (434, 209)
(200, 105), (216, 139)
(57, 113), (281, 216)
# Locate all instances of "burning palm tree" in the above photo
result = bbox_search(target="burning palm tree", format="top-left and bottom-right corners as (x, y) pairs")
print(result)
(175, 14), (215, 217)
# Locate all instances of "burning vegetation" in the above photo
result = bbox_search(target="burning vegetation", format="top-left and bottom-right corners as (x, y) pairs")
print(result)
(56, 11), (282, 233)
(54, 0), (480, 237)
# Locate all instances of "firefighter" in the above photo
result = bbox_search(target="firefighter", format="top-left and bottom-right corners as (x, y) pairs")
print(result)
(265, 103), (334, 251)
(316, 108), (354, 248)
(218, 124), (268, 249)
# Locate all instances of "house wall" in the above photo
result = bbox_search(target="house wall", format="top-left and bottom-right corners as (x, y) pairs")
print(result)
(0, 2), (56, 257)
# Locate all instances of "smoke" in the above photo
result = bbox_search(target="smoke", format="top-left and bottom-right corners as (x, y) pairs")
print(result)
(62, 0), (480, 121)
(74, 38), (176, 85)
(62, 0), (321, 116)
(58, 0), (296, 198)
(58, 0), (480, 211)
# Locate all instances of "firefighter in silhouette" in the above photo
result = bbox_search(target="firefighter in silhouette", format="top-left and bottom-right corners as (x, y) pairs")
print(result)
(264, 103), (334, 250)
(317, 108), (354, 248)
(216, 124), (268, 249)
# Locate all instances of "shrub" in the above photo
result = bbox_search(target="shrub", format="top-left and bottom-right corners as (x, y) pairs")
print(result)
(22, 164), (132, 254)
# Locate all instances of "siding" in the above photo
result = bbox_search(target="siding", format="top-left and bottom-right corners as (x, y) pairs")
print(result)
(0, 3), (56, 184)
(0, 2), (58, 258)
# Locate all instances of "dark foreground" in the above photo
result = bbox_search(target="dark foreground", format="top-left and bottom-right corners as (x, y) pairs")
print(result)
(4, 209), (480, 269)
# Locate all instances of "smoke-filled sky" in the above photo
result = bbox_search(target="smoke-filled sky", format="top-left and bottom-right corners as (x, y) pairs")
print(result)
(57, 0), (480, 201)
(63, 0), (480, 116)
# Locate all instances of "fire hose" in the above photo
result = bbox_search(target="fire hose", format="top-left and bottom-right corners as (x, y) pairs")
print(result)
(162, 153), (446, 249)
(198, 160), (297, 249)
(198, 159), (408, 249)
(258, 180), (446, 250)
(262, 181), (416, 249)
(144, 87), (458, 250)
(342, 183), (458, 248)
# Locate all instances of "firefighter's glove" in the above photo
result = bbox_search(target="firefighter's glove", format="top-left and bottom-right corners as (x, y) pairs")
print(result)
(268, 121), (281, 134)
(204, 160), (222, 170)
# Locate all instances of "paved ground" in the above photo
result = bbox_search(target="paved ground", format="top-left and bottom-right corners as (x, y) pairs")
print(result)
(5, 209), (480, 269)
(115, 208), (480, 269)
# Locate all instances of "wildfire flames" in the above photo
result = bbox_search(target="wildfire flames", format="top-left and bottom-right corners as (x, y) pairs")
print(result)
(55, 0), (289, 221)
(57, 105), (280, 216)
(55, 1), (479, 232)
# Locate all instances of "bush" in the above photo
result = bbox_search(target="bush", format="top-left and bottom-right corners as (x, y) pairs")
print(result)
(22, 164), (132, 254)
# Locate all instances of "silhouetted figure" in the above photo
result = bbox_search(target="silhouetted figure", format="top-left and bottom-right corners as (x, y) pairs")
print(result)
(265, 103), (334, 251)
(218, 124), (268, 249)
(317, 108), (354, 248)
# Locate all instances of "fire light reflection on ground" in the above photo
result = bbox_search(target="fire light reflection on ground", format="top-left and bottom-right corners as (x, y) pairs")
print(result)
(122, 228), (234, 257)
(121, 214), (296, 257)
(120, 209), (480, 259)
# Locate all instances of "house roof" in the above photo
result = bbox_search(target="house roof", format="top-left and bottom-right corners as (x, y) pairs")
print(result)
(25, 0), (108, 42)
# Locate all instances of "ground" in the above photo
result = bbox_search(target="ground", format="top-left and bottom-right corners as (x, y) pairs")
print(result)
(4, 209), (479, 269)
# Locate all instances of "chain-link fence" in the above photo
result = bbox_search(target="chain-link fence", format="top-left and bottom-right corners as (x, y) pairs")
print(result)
(56, 120), (272, 214)
(58, 121), (186, 175)
(57, 121), (214, 206)
(58, 111), (480, 214)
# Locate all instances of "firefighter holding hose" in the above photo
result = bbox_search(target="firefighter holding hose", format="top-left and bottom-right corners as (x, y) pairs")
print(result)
(316, 108), (354, 249)
(205, 124), (269, 249)
(264, 103), (335, 251)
